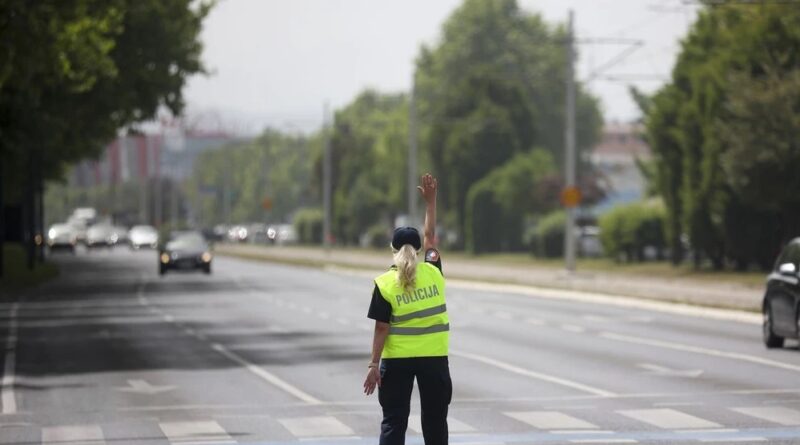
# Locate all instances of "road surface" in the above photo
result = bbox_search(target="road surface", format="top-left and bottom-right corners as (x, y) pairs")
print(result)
(1, 248), (800, 444)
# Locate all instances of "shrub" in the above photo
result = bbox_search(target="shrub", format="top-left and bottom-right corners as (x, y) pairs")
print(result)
(534, 210), (566, 258)
(599, 199), (666, 262)
(293, 208), (323, 244)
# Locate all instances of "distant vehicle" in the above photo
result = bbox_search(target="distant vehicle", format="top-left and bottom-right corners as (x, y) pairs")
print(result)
(227, 225), (249, 243)
(763, 238), (800, 348)
(110, 225), (129, 246)
(72, 207), (97, 222)
(159, 231), (212, 275)
(129, 225), (158, 249)
(46, 223), (77, 253)
(268, 224), (298, 245)
(67, 218), (89, 244)
(85, 224), (116, 248)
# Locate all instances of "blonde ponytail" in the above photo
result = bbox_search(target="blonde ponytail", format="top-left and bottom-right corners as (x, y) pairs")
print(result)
(393, 244), (418, 293)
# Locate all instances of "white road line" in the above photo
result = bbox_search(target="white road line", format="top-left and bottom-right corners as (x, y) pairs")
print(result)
(732, 406), (800, 426)
(407, 414), (475, 433)
(560, 324), (586, 333)
(210, 343), (322, 405)
(42, 424), (105, 445)
(1, 302), (19, 415)
(600, 331), (800, 374)
(278, 416), (355, 437)
(336, 317), (350, 325)
(617, 408), (721, 429)
(525, 317), (545, 325)
(700, 438), (766, 443)
(159, 420), (235, 444)
(448, 279), (761, 324)
(493, 311), (513, 320)
(451, 350), (616, 397)
(504, 411), (598, 429)
(653, 402), (704, 407)
(319, 312), (330, 320)
(570, 440), (636, 444)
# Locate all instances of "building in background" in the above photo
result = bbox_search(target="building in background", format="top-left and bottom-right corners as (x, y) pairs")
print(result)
(590, 122), (651, 214)
(66, 121), (242, 227)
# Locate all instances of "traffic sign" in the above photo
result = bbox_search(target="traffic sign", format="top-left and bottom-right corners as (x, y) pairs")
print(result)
(560, 186), (582, 208)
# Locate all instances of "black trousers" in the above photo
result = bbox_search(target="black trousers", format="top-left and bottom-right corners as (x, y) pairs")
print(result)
(378, 356), (452, 445)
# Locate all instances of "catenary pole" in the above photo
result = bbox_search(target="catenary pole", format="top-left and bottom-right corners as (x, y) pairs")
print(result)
(322, 103), (332, 250)
(564, 10), (577, 273)
(408, 79), (418, 226)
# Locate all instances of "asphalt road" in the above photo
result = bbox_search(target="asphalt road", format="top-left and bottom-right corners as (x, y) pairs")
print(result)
(2, 247), (800, 444)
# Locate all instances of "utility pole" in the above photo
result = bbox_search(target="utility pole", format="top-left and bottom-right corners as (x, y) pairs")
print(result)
(563, 10), (577, 273)
(154, 135), (162, 228)
(408, 80), (418, 226)
(322, 103), (332, 250)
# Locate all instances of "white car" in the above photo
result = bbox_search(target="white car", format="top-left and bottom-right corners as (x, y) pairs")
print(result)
(129, 225), (159, 249)
(86, 224), (115, 248)
(47, 223), (77, 253)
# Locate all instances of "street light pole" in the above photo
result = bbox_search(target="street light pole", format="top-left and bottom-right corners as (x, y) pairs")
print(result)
(564, 10), (577, 273)
(322, 103), (332, 250)
(408, 79), (418, 226)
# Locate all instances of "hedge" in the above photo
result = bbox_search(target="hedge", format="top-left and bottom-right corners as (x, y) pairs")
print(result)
(599, 199), (666, 262)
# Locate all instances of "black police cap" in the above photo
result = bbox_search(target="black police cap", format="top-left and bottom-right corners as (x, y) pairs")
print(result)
(392, 227), (421, 251)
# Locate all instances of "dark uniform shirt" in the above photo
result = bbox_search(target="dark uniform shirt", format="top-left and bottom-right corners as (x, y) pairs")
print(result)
(367, 249), (442, 323)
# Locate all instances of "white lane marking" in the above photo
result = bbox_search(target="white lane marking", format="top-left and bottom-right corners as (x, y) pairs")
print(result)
(407, 414), (475, 433)
(159, 420), (235, 444)
(42, 424), (105, 445)
(1, 302), (19, 415)
(552, 430), (613, 434)
(210, 342), (321, 405)
(653, 402), (704, 407)
(525, 317), (545, 325)
(452, 350), (616, 397)
(319, 312), (330, 320)
(336, 317), (350, 325)
(278, 416), (355, 437)
(675, 429), (738, 434)
(268, 326), (288, 333)
(570, 440), (637, 444)
(560, 324), (586, 333)
(504, 411), (598, 429)
(493, 311), (513, 320)
(732, 406), (800, 426)
(703, 436), (761, 443)
(448, 279), (761, 324)
(637, 363), (703, 378)
(601, 331), (800, 374)
(302, 306), (313, 314)
(164, 314), (175, 322)
(617, 409), (721, 429)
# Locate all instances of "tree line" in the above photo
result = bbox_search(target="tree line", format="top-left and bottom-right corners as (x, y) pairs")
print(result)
(0, 0), (210, 274)
(641, 3), (800, 270)
(192, 0), (604, 251)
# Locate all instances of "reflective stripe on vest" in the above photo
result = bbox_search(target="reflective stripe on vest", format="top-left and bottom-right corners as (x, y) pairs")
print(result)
(389, 323), (450, 335)
(375, 262), (448, 359)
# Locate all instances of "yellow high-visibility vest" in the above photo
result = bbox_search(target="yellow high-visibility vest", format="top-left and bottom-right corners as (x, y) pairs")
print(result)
(375, 262), (449, 359)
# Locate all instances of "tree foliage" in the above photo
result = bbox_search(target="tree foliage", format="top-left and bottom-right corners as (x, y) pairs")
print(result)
(1, 0), (211, 200)
(643, 4), (800, 270)
(415, 0), (602, 245)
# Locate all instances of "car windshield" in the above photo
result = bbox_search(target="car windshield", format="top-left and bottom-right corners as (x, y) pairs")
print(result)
(166, 233), (206, 250)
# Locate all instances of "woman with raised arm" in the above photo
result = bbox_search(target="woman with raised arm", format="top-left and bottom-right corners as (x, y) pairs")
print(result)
(363, 173), (451, 445)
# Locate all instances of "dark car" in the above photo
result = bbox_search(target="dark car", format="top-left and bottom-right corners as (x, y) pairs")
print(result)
(158, 231), (212, 276)
(763, 238), (800, 348)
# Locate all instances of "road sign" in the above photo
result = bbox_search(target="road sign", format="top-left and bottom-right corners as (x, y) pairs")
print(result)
(560, 186), (582, 208)
(261, 197), (273, 210)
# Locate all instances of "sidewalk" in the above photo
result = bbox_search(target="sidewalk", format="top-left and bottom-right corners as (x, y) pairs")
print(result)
(216, 244), (765, 312)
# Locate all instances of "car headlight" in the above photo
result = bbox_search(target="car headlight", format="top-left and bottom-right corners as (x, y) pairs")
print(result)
(201, 252), (212, 262)
(48, 229), (56, 240)
(160, 253), (170, 264)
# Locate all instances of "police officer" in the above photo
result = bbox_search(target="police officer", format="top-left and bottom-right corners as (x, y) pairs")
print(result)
(363, 173), (451, 445)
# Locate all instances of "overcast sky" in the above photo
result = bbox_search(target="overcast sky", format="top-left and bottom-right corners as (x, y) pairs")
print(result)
(183, 0), (699, 134)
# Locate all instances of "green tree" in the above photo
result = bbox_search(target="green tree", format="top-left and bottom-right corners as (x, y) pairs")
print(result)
(644, 4), (800, 270)
(415, 0), (602, 246)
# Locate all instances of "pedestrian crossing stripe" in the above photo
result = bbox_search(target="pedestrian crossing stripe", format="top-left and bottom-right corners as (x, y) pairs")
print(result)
(22, 406), (800, 444)
(159, 421), (235, 444)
